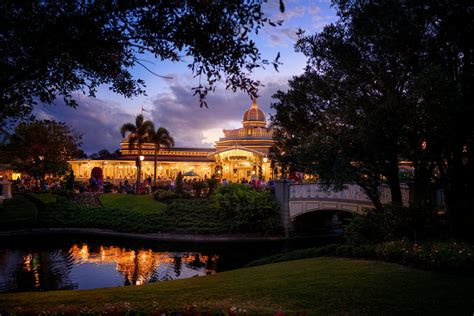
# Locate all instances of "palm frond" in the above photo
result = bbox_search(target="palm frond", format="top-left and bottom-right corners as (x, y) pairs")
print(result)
(120, 123), (136, 137)
(150, 126), (175, 149)
(135, 114), (144, 128)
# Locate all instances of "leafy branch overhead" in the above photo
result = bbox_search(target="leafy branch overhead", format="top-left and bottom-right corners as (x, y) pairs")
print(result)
(0, 1), (284, 123)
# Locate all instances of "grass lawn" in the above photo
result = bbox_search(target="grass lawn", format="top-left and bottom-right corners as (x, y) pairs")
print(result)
(1, 257), (473, 314)
(99, 193), (167, 214)
(0, 195), (37, 227)
(32, 194), (230, 234)
(31, 193), (57, 204)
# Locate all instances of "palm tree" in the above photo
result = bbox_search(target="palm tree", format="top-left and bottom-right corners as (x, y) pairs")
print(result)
(148, 127), (175, 186)
(120, 114), (154, 193)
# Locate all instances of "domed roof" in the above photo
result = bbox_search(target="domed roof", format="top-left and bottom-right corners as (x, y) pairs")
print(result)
(243, 100), (266, 122)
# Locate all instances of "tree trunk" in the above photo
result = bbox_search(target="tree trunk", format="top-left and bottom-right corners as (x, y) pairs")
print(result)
(153, 146), (157, 186)
(413, 160), (435, 204)
(136, 147), (141, 194)
(446, 144), (473, 237)
(359, 180), (384, 213)
(387, 154), (403, 206)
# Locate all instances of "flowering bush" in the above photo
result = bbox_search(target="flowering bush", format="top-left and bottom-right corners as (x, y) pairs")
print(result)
(247, 240), (474, 273)
(375, 240), (474, 272)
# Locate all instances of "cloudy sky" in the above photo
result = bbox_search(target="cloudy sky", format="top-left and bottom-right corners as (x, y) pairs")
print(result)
(36, 0), (337, 154)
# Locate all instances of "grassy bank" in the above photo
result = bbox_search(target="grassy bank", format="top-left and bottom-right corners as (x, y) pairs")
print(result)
(3, 194), (233, 234)
(0, 195), (37, 228)
(2, 186), (281, 235)
(99, 194), (167, 214)
(1, 257), (473, 314)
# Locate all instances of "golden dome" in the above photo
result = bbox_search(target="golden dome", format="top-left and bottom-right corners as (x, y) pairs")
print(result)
(243, 100), (266, 123)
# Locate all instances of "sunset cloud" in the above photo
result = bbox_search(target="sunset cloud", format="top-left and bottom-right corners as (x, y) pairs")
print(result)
(35, 80), (289, 153)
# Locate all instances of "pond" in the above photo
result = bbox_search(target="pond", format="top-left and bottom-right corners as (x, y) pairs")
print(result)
(0, 234), (336, 293)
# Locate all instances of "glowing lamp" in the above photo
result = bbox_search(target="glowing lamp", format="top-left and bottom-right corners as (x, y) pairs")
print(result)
(263, 157), (268, 163)
(139, 155), (145, 161)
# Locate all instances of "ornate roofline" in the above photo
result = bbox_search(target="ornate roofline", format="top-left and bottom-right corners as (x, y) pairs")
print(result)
(207, 145), (266, 158)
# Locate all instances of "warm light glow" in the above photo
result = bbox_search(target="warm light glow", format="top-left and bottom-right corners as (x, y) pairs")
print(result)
(67, 244), (218, 286)
(68, 102), (276, 181)
(421, 140), (427, 150)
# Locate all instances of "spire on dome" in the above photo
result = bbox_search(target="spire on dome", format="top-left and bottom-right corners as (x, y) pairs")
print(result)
(242, 98), (266, 128)
(251, 96), (258, 109)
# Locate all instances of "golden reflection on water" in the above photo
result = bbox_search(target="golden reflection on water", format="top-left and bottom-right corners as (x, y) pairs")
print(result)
(0, 244), (220, 292)
(68, 244), (218, 285)
(22, 253), (41, 288)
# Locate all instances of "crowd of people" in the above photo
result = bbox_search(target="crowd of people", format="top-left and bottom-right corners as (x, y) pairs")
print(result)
(11, 173), (277, 195)
(221, 177), (276, 192)
(112, 175), (277, 195)
(13, 176), (62, 192)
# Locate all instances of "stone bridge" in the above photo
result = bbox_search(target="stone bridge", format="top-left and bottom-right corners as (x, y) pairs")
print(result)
(274, 180), (410, 236)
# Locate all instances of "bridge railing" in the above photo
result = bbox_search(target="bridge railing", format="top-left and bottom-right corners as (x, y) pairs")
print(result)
(289, 182), (410, 207)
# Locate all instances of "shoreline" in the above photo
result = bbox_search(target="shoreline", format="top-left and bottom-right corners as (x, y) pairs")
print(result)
(0, 227), (289, 243)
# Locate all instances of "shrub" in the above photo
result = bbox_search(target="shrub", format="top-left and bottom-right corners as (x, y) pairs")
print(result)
(154, 189), (190, 203)
(374, 240), (474, 273)
(247, 241), (474, 273)
(344, 203), (441, 245)
(175, 172), (184, 194)
(344, 211), (385, 245)
(66, 170), (75, 190)
(103, 182), (113, 193)
(57, 189), (75, 199)
(192, 181), (208, 197)
(206, 177), (218, 196)
(213, 184), (281, 233)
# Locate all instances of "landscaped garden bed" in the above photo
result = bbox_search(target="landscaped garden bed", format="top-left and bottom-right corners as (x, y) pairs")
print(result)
(3, 184), (282, 236)
(246, 240), (474, 273)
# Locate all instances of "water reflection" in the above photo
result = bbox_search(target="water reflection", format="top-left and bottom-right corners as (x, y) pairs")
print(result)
(0, 235), (334, 293)
(0, 243), (218, 292)
(0, 249), (77, 292)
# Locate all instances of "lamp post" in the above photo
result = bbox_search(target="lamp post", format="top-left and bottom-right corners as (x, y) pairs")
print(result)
(38, 155), (45, 190)
(136, 155), (145, 193)
(263, 157), (268, 180)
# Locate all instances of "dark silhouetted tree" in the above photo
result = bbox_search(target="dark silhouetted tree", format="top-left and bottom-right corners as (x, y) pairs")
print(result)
(5, 120), (81, 181)
(0, 1), (284, 128)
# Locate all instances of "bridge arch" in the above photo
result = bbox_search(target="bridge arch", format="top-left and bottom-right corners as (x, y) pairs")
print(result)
(289, 199), (370, 219)
(292, 209), (356, 235)
(274, 180), (410, 236)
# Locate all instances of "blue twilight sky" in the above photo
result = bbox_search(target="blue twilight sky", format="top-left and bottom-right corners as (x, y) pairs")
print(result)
(36, 0), (337, 154)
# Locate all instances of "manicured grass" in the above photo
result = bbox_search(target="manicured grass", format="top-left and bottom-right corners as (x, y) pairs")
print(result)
(0, 257), (473, 314)
(4, 192), (272, 235)
(34, 195), (231, 234)
(32, 193), (57, 204)
(0, 195), (37, 227)
(99, 193), (167, 214)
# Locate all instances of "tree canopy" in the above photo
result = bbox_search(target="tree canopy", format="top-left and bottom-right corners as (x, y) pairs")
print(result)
(4, 120), (82, 179)
(148, 126), (175, 185)
(271, 0), (473, 234)
(0, 1), (283, 130)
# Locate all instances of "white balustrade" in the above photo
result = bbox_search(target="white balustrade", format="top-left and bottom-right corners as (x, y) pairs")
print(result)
(289, 182), (410, 207)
